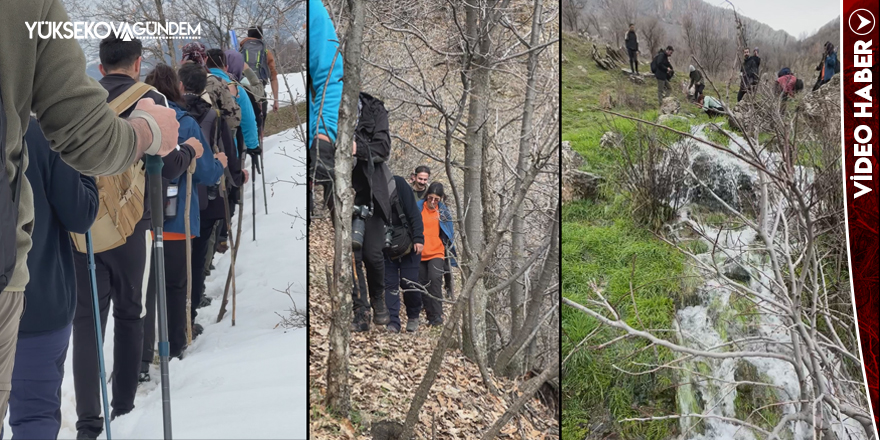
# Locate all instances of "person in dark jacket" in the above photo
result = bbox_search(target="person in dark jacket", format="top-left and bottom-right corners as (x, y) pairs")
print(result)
(141, 64), (226, 374)
(350, 92), (393, 332)
(737, 48), (761, 102)
(625, 23), (640, 74)
(382, 176), (425, 333)
(417, 183), (457, 326)
(654, 46), (675, 105)
(688, 65), (704, 101)
(6, 118), (98, 439)
(410, 165), (431, 200)
(70, 34), (202, 440)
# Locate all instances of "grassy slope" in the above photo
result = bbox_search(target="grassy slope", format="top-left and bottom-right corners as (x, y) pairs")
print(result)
(561, 33), (704, 440)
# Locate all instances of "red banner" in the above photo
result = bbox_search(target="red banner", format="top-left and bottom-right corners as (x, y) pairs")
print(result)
(842, 0), (879, 430)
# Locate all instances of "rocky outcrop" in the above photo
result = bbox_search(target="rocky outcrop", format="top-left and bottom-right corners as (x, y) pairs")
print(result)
(660, 97), (681, 115)
(687, 153), (756, 213)
(562, 141), (604, 204)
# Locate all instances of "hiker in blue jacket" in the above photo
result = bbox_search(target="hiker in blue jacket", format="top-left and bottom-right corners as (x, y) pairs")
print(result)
(142, 64), (226, 363)
(207, 49), (259, 154)
(813, 42), (839, 91)
(6, 118), (98, 439)
(309, 0), (343, 146)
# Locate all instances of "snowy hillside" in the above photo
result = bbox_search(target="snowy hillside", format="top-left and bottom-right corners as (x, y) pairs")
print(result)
(266, 73), (306, 109)
(3, 127), (308, 439)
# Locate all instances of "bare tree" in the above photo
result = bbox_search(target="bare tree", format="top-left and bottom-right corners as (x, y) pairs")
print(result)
(681, 3), (731, 75)
(598, 0), (637, 48)
(640, 16), (666, 56)
(561, 0), (585, 32)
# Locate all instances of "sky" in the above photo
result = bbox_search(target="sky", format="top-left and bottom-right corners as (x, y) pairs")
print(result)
(712, 0), (840, 38)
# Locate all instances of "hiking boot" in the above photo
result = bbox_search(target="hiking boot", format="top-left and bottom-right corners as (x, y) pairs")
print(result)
(371, 296), (390, 325)
(76, 430), (99, 440)
(406, 318), (419, 333)
(110, 408), (130, 421)
(193, 323), (204, 339)
(427, 317), (443, 327)
(198, 296), (213, 308)
(351, 312), (370, 332)
(216, 240), (229, 254)
(386, 323), (401, 333)
(138, 362), (151, 384)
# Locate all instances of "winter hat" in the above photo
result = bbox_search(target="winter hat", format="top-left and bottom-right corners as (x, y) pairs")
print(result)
(181, 42), (207, 67)
(689, 65), (695, 72)
(224, 49), (245, 82)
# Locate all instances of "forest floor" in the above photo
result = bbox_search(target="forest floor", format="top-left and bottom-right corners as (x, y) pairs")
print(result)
(308, 217), (559, 440)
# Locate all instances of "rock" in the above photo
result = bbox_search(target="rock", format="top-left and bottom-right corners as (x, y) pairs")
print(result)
(371, 420), (406, 440)
(688, 153), (755, 212)
(658, 114), (688, 124)
(600, 132), (622, 149)
(723, 258), (751, 283)
(563, 170), (604, 204)
(660, 96), (681, 115)
(598, 90), (617, 109)
(591, 43), (619, 70)
(628, 74), (645, 85)
(577, 65), (587, 74)
(562, 141), (583, 173)
(802, 74), (840, 123)
(561, 53), (568, 63)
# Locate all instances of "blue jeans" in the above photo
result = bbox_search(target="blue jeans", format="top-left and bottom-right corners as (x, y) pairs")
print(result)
(384, 251), (422, 328)
(7, 324), (71, 440)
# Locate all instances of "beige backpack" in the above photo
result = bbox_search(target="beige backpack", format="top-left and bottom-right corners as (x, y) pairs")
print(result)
(70, 82), (155, 253)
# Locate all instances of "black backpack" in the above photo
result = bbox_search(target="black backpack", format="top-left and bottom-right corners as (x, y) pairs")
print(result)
(383, 178), (413, 260)
(1, 72), (24, 291)
(240, 39), (271, 85)
(650, 52), (660, 74)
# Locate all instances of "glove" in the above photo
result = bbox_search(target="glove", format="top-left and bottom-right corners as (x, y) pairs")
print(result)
(247, 147), (262, 173)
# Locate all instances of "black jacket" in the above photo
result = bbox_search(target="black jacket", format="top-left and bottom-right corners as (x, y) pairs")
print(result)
(352, 92), (392, 222)
(689, 69), (703, 88)
(20, 118), (98, 336)
(741, 56), (761, 85)
(625, 30), (639, 51)
(183, 94), (243, 222)
(390, 175), (424, 245)
(98, 74), (196, 219)
(654, 51), (673, 80)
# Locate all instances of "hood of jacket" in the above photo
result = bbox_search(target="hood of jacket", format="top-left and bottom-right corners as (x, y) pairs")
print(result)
(184, 94), (213, 124)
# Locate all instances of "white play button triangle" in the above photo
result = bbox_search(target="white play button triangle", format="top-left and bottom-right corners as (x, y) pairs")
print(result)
(857, 14), (871, 30)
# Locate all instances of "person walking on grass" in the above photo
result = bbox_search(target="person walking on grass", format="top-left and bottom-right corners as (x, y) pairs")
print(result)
(737, 47), (761, 102)
(652, 46), (675, 106)
(625, 23), (640, 75)
(416, 183), (457, 327)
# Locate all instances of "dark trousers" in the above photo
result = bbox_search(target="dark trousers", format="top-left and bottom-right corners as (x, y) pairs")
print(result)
(143, 240), (189, 367)
(657, 79), (671, 105)
(8, 324), (71, 439)
(694, 83), (705, 99)
(737, 89), (747, 102)
(419, 258), (445, 323)
(190, 220), (217, 323)
(384, 251), (422, 327)
(351, 214), (386, 319)
(72, 220), (149, 436)
(627, 49), (638, 74)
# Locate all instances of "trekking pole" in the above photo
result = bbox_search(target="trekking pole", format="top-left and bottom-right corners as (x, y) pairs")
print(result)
(260, 146), (268, 215)
(184, 160), (195, 346)
(252, 157), (257, 241)
(85, 232), (112, 440)
(145, 155), (173, 439)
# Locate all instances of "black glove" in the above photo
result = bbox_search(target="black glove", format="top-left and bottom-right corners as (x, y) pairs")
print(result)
(247, 147), (262, 173)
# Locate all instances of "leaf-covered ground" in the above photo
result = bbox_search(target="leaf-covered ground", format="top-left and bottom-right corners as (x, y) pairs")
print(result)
(308, 218), (559, 439)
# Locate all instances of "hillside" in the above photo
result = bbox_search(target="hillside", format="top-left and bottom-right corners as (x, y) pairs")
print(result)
(562, 31), (871, 440)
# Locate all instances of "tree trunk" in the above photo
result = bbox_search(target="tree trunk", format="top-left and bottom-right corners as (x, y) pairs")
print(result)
(480, 357), (560, 440)
(325, 0), (364, 417)
(495, 201), (559, 374)
(461, 0), (490, 367)
(505, 0), (544, 378)
(152, 0), (177, 64)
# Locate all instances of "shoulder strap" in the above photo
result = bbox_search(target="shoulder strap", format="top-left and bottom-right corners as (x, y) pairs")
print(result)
(109, 82), (156, 116)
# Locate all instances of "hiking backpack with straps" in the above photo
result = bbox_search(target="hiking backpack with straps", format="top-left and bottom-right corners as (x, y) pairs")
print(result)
(1, 71), (25, 290)
(69, 82), (155, 254)
(383, 177), (413, 260)
(650, 52), (659, 74)
(240, 39), (271, 85)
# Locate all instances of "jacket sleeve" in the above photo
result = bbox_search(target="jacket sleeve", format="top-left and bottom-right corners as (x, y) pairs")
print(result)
(29, 0), (138, 176)
(237, 89), (260, 150)
(309, 0), (344, 144)
(47, 154), (99, 234)
(398, 179), (424, 245)
(162, 144), (195, 180)
(219, 118), (244, 187)
(186, 119), (224, 186)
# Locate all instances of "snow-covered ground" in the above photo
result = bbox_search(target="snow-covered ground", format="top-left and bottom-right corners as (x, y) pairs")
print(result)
(266, 73), (306, 109)
(3, 127), (308, 439)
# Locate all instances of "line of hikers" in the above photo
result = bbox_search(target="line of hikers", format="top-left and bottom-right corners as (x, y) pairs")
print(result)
(2, 2), (281, 435)
(309, 0), (458, 334)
